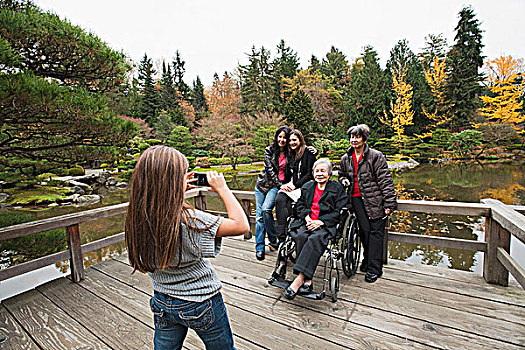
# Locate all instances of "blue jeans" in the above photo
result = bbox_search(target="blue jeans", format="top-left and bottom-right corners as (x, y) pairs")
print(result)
(150, 292), (235, 350)
(254, 186), (278, 252)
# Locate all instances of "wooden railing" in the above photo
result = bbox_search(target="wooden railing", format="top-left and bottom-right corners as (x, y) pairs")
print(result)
(1, 189), (524, 288)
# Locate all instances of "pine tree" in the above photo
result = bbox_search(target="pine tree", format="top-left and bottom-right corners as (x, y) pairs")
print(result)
(172, 50), (191, 101)
(159, 61), (178, 111)
(273, 39), (300, 105)
(239, 46), (280, 114)
(191, 75), (208, 117)
(320, 46), (350, 89)
(344, 46), (389, 135)
(137, 53), (160, 126)
(309, 55), (321, 73)
(284, 89), (314, 141)
(419, 34), (449, 71)
(446, 6), (484, 129)
(386, 39), (432, 134)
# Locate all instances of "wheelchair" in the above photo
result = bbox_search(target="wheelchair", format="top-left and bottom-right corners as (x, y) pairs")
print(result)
(268, 206), (361, 302)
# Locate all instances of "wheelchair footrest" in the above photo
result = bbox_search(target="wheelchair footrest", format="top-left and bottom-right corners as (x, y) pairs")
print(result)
(268, 275), (326, 300)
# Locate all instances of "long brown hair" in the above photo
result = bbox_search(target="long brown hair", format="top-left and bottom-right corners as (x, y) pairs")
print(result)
(125, 145), (195, 273)
(289, 129), (306, 160)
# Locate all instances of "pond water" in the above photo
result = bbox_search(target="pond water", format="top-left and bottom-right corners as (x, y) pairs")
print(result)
(1, 161), (524, 299)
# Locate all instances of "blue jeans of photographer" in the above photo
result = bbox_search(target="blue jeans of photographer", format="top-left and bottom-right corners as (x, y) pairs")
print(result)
(254, 186), (278, 252)
(150, 291), (235, 350)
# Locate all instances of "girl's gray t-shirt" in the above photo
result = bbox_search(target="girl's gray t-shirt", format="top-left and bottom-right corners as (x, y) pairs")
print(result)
(149, 209), (224, 302)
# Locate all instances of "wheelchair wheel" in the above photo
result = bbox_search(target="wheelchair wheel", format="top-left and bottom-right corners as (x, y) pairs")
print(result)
(342, 215), (361, 277)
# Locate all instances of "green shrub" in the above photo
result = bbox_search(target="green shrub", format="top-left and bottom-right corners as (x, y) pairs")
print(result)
(191, 149), (208, 157)
(119, 169), (134, 181)
(36, 173), (57, 181)
(68, 166), (85, 176)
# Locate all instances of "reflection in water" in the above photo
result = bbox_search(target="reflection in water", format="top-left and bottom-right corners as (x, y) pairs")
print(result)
(1, 162), (524, 276)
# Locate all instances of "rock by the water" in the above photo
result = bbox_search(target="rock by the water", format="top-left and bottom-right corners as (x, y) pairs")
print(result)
(106, 177), (118, 186)
(116, 182), (128, 188)
(74, 194), (100, 205)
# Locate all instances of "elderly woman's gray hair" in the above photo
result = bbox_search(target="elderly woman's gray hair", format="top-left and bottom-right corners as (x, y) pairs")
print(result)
(312, 158), (333, 177)
(347, 124), (370, 142)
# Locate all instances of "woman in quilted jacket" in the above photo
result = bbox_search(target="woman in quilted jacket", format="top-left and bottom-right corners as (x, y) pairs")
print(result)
(339, 124), (397, 283)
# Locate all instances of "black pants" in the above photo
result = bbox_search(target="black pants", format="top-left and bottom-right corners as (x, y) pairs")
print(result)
(275, 192), (293, 242)
(290, 225), (330, 280)
(352, 196), (386, 276)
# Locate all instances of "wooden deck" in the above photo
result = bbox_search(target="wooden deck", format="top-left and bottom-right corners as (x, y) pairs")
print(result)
(1, 237), (524, 350)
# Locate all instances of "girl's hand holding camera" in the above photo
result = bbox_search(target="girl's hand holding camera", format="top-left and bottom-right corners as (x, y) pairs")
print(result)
(206, 171), (228, 193)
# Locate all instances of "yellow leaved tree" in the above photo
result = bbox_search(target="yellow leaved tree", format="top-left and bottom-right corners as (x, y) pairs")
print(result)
(422, 57), (451, 131)
(478, 55), (525, 134)
(382, 66), (414, 142)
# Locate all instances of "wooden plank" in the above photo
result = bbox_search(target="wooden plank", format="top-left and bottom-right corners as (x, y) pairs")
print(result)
(0, 304), (39, 349)
(397, 200), (490, 217)
(0, 250), (70, 282)
(36, 278), (152, 350)
(2, 290), (110, 349)
(497, 247), (525, 289)
(89, 260), (261, 350)
(482, 198), (525, 244)
(388, 231), (487, 252)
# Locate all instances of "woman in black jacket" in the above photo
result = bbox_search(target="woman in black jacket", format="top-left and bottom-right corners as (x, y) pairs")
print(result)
(274, 129), (317, 245)
(283, 159), (347, 300)
(254, 126), (292, 261)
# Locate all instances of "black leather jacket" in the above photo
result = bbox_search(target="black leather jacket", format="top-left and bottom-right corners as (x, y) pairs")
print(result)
(339, 144), (397, 219)
(256, 146), (291, 194)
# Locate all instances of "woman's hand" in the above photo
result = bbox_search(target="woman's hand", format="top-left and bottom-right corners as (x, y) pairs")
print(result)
(185, 171), (198, 191)
(306, 219), (324, 231)
(207, 171), (228, 193)
(280, 183), (295, 192)
(306, 145), (318, 155)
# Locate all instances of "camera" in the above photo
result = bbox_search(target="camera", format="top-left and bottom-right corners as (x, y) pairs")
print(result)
(194, 172), (209, 187)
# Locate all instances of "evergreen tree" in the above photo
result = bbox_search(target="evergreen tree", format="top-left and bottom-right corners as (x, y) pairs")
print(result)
(446, 6), (484, 129)
(167, 126), (193, 156)
(191, 75), (208, 116)
(273, 39), (300, 105)
(0, 0), (136, 175)
(309, 55), (321, 73)
(344, 46), (389, 135)
(137, 53), (160, 125)
(284, 89), (314, 141)
(172, 50), (191, 101)
(386, 39), (432, 134)
(419, 34), (449, 71)
(239, 45), (280, 114)
(320, 46), (350, 89)
(154, 110), (175, 141)
(159, 61), (179, 111)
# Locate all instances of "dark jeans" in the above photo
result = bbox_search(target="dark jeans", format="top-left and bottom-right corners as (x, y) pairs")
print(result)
(352, 196), (386, 276)
(275, 192), (293, 242)
(290, 225), (330, 280)
(150, 291), (235, 350)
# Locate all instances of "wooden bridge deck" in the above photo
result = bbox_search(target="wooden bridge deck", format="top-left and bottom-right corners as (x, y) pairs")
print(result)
(1, 237), (524, 350)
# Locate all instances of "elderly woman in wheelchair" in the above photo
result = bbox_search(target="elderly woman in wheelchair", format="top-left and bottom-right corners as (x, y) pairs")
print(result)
(268, 158), (348, 300)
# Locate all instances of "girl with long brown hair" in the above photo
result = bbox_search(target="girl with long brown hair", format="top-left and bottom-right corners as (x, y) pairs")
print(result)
(125, 145), (249, 350)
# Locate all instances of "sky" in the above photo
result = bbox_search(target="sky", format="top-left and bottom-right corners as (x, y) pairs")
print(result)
(35, 0), (525, 87)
